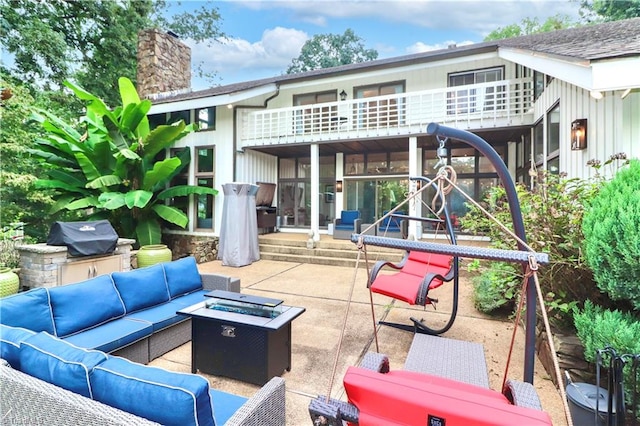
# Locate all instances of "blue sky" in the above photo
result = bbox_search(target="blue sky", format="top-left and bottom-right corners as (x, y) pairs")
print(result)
(168, 1), (582, 90)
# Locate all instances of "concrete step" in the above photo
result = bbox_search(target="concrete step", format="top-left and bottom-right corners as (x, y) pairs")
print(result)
(258, 235), (405, 268)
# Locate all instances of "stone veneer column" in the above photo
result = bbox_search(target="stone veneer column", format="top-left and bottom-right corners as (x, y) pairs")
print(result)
(137, 29), (191, 99)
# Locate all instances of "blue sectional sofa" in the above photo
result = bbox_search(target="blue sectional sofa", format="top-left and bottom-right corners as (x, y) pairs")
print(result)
(0, 257), (286, 425)
(0, 256), (239, 364)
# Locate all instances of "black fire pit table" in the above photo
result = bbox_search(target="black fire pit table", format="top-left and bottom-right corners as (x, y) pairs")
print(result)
(177, 290), (305, 385)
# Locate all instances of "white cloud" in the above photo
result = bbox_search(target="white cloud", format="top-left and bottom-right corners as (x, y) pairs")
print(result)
(405, 40), (475, 54)
(186, 27), (308, 85)
(244, 1), (581, 35)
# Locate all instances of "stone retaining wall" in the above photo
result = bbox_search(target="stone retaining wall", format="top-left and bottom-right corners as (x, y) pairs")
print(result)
(536, 326), (595, 386)
(163, 235), (219, 264)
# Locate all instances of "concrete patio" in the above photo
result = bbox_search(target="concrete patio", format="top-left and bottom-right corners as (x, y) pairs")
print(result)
(149, 241), (568, 425)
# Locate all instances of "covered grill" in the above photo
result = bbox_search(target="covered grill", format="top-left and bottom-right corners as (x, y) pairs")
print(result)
(47, 220), (119, 257)
(255, 182), (277, 234)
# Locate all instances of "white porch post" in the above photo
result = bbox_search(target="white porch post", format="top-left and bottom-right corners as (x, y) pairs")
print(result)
(310, 144), (320, 241)
(408, 137), (421, 239)
(335, 153), (344, 215)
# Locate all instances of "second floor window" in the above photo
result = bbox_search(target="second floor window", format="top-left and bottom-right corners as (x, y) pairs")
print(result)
(355, 82), (405, 128)
(293, 91), (337, 134)
(448, 67), (504, 114)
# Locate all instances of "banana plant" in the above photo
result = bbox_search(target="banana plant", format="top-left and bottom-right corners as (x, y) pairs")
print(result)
(29, 77), (217, 246)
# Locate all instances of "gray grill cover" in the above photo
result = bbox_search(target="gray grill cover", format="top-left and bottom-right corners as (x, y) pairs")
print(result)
(47, 220), (118, 257)
(218, 183), (260, 267)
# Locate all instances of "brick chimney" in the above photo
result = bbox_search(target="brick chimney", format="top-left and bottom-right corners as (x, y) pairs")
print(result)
(137, 29), (191, 99)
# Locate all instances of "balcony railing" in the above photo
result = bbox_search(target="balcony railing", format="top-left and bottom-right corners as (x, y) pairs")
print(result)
(240, 78), (533, 147)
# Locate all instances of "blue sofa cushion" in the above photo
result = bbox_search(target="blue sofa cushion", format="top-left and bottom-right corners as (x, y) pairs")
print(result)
(209, 388), (248, 425)
(20, 332), (107, 398)
(163, 257), (202, 299)
(62, 317), (152, 354)
(49, 275), (125, 337)
(91, 357), (215, 426)
(125, 301), (189, 332)
(0, 324), (36, 369)
(112, 264), (170, 313)
(170, 289), (208, 308)
(0, 288), (55, 334)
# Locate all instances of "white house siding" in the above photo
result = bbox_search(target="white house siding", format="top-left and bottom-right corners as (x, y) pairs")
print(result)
(532, 79), (639, 181)
(267, 54), (512, 109)
(235, 150), (278, 185)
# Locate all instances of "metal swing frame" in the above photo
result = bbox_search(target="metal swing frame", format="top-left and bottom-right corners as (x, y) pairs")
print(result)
(359, 123), (545, 383)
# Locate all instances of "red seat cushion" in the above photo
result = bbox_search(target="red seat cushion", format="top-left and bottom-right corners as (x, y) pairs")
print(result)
(370, 252), (452, 304)
(343, 367), (552, 426)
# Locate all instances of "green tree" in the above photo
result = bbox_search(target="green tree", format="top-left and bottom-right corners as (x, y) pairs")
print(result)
(0, 74), (81, 241)
(286, 29), (378, 74)
(484, 15), (576, 41)
(29, 77), (218, 247)
(0, 0), (224, 105)
(580, 0), (640, 22)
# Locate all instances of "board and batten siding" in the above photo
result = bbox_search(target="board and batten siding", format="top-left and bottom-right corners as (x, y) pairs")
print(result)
(533, 79), (640, 180)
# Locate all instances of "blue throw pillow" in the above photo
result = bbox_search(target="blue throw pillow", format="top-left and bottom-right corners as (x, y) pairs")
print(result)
(112, 264), (170, 313)
(163, 257), (203, 299)
(0, 324), (36, 369)
(0, 288), (55, 334)
(48, 275), (125, 337)
(91, 356), (215, 426)
(20, 332), (108, 398)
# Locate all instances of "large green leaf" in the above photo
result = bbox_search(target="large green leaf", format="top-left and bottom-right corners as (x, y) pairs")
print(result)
(27, 148), (77, 169)
(136, 219), (162, 247)
(35, 179), (88, 193)
(48, 169), (87, 189)
(66, 196), (100, 210)
(120, 101), (151, 135)
(143, 157), (181, 191)
(91, 138), (116, 172)
(49, 195), (78, 214)
(86, 175), (122, 189)
(152, 204), (189, 228)
(98, 192), (126, 209)
(142, 122), (186, 159)
(32, 108), (83, 142)
(64, 80), (117, 124)
(124, 190), (152, 209)
(118, 148), (140, 161)
(75, 152), (101, 181)
(104, 114), (129, 151)
(157, 185), (218, 200)
(118, 77), (141, 106)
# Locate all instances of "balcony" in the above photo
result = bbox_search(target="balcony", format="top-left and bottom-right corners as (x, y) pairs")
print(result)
(239, 78), (534, 148)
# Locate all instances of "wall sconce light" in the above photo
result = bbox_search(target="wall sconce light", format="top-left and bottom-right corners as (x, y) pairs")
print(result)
(571, 119), (587, 150)
(339, 90), (347, 101)
(335, 180), (343, 192)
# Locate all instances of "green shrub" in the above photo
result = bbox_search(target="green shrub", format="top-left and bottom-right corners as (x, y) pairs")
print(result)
(462, 171), (604, 327)
(582, 159), (640, 309)
(574, 300), (640, 361)
(471, 261), (520, 313)
(573, 301), (640, 411)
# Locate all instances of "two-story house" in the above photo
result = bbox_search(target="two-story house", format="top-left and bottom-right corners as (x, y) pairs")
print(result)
(141, 18), (640, 243)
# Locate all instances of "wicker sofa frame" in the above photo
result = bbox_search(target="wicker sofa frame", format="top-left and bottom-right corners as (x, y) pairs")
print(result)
(0, 358), (286, 426)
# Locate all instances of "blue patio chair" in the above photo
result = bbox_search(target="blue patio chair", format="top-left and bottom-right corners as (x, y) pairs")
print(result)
(333, 210), (362, 240)
(378, 210), (407, 239)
